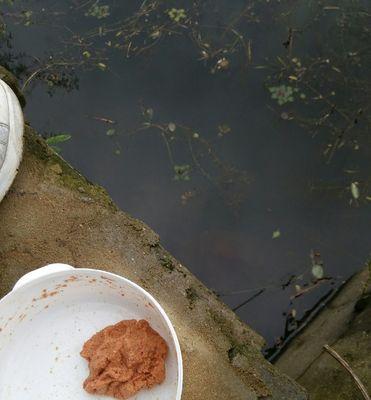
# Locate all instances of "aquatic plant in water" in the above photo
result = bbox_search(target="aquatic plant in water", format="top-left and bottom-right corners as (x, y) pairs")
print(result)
(45, 133), (71, 153)
(85, 2), (110, 19)
(269, 85), (297, 106)
(265, 1), (371, 178)
(173, 165), (191, 181)
(1, 0), (369, 205)
(167, 8), (187, 23)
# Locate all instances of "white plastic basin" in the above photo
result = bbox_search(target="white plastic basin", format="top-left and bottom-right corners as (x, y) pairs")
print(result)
(0, 263), (183, 400)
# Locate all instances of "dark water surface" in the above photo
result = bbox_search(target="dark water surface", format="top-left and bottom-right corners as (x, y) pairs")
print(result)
(1, 0), (370, 352)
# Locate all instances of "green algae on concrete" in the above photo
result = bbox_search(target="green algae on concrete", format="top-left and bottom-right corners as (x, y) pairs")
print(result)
(24, 131), (116, 210)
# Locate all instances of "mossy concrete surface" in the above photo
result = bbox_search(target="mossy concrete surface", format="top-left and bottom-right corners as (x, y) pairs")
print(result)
(0, 126), (307, 399)
(276, 266), (370, 399)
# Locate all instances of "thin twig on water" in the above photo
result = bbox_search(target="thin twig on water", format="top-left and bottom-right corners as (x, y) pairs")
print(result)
(232, 289), (265, 312)
(323, 344), (370, 400)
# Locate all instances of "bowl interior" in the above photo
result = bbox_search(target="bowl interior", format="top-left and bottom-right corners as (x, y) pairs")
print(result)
(0, 269), (181, 400)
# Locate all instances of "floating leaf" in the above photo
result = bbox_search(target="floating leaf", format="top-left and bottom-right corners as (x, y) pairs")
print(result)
(269, 85), (297, 106)
(272, 230), (281, 239)
(167, 8), (187, 23)
(351, 182), (360, 199)
(150, 30), (161, 39)
(218, 123), (231, 136)
(106, 128), (115, 136)
(168, 122), (176, 132)
(311, 264), (324, 280)
(45, 133), (71, 153)
(145, 108), (154, 120)
(181, 190), (195, 205)
(46, 134), (71, 145)
(22, 10), (33, 26)
(97, 62), (107, 71)
(216, 57), (230, 71)
(174, 164), (191, 181)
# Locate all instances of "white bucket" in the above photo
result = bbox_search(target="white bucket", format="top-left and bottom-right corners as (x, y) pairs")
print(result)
(0, 263), (183, 399)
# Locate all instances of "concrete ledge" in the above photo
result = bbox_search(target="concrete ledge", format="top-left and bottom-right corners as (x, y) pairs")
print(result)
(276, 266), (370, 399)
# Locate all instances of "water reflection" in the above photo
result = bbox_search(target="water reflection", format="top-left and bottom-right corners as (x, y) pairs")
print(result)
(1, 0), (370, 353)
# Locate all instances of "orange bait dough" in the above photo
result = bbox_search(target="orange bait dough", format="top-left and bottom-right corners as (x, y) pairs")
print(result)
(81, 320), (168, 399)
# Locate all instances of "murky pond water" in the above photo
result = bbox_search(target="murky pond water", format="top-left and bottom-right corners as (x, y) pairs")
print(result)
(1, 0), (370, 355)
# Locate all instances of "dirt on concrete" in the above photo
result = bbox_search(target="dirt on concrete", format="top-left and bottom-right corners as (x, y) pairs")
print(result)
(0, 125), (307, 399)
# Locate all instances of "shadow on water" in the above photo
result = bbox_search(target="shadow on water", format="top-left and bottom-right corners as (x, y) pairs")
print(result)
(1, 0), (370, 354)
